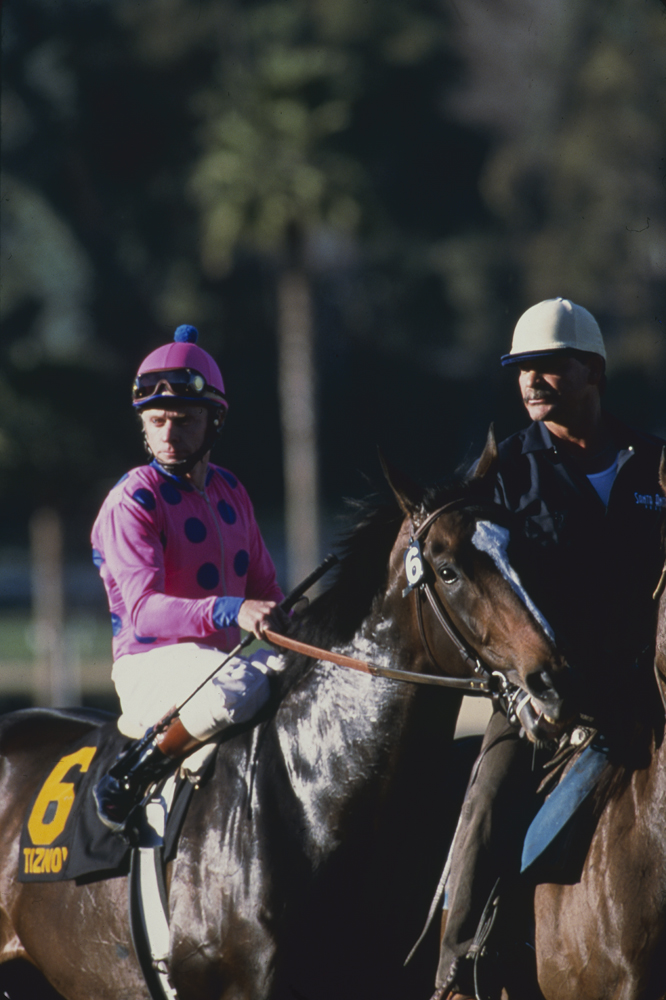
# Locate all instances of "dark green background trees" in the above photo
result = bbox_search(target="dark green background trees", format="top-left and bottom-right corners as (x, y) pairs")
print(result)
(2, 0), (665, 586)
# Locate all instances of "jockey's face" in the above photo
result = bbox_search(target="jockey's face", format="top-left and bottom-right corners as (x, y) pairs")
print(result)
(518, 354), (601, 428)
(140, 405), (208, 466)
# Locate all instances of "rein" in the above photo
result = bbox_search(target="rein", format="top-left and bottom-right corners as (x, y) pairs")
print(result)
(263, 629), (492, 693)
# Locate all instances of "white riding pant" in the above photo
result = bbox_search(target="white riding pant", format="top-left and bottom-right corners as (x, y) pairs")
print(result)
(111, 642), (283, 741)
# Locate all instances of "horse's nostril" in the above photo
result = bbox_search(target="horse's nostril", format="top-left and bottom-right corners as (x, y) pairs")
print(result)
(524, 669), (567, 723)
(526, 670), (553, 698)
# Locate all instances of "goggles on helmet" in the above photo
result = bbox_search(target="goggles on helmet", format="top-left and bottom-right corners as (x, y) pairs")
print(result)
(132, 368), (226, 407)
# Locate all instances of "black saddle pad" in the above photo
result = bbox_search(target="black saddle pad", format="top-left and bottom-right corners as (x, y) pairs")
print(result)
(18, 721), (194, 884)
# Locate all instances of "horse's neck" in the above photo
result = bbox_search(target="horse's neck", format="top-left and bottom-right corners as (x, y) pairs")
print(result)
(274, 616), (459, 853)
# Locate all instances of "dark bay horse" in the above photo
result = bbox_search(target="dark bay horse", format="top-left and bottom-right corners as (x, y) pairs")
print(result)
(533, 456), (666, 1000)
(0, 437), (570, 1000)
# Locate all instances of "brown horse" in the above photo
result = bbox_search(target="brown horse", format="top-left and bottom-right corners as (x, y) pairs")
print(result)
(532, 456), (666, 1000)
(0, 438), (571, 1000)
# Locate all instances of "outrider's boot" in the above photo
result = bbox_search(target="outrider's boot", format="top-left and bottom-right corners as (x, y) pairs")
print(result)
(94, 716), (200, 833)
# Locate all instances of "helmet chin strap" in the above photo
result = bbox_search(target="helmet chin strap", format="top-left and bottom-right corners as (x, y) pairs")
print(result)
(144, 409), (224, 477)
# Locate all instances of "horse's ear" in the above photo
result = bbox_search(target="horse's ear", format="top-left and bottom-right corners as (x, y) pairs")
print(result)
(378, 448), (422, 516)
(659, 447), (666, 496)
(472, 424), (499, 483)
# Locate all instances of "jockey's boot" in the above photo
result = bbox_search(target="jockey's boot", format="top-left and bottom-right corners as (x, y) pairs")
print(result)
(93, 716), (200, 833)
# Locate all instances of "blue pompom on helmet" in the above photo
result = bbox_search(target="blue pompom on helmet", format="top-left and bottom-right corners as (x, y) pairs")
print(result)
(132, 326), (228, 413)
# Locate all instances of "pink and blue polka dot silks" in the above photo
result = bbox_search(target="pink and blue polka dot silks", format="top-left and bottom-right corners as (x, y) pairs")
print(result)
(91, 461), (283, 660)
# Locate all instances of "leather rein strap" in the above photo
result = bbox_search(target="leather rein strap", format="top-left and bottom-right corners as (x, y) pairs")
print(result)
(263, 498), (502, 695)
(262, 629), (490, 692)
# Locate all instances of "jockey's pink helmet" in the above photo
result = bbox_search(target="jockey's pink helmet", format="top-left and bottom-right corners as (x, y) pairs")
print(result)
(132, 326), (227, 412)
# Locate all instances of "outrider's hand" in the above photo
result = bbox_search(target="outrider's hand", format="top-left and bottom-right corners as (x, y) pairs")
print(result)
(238, 600), (288, 639)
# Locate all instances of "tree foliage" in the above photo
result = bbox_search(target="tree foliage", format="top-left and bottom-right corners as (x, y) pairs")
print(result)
(1, 0), (664, 554)
(434, 0), (666, 403)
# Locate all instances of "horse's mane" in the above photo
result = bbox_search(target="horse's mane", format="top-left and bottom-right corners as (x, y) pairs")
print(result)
(286, 494), (402, 654)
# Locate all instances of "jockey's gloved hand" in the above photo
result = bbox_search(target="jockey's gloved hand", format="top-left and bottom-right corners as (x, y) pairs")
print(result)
(237, 599), (285, 638)
(265, 604), (290, 634)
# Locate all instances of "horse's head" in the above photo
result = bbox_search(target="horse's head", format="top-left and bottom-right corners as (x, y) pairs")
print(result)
(380, 427), (574, 740)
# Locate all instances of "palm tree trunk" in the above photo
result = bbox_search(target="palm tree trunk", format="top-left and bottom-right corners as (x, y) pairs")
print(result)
(276, 267), (320, 590)
(30, 507), (80, 706)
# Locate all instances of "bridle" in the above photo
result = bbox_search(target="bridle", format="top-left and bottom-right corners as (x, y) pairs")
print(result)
(266, 499), (512, 696)
(408, 500), (495, 686)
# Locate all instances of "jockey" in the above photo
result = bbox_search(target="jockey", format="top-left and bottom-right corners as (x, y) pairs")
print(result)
(436, 299), (666, 1000)
(91, 325), (285, 833)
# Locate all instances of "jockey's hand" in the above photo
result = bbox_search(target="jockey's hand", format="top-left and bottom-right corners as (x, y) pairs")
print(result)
(238, 599), (288, 639)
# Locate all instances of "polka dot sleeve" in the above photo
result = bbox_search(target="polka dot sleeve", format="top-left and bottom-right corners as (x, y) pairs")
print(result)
(95, 493), (219, 643)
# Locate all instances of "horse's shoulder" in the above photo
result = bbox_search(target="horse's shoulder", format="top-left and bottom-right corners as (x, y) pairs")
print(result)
(0, 707), (115, 758)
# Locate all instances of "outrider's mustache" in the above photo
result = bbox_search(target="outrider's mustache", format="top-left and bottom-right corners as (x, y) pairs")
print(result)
(523, 390), (556, 402)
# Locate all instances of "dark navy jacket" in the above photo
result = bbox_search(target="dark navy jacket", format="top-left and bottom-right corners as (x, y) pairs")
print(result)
(495, 416), (665, 693)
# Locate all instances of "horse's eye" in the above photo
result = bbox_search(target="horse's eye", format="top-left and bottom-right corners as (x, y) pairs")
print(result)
(438, 565), (458, 585)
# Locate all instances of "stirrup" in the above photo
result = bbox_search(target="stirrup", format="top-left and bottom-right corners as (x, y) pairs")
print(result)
(466, 879), (502, 1000)
(93, 738), (174, 834)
